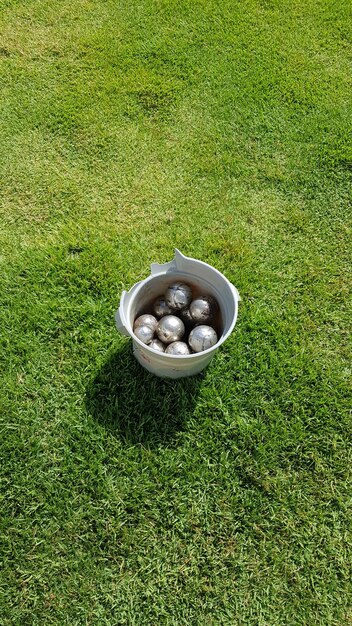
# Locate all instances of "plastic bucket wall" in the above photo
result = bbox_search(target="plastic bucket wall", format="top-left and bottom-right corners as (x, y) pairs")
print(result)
(115, 249), (240, 378)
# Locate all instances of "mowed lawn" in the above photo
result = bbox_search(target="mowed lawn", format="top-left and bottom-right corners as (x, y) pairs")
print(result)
(1, 0), (351, 624)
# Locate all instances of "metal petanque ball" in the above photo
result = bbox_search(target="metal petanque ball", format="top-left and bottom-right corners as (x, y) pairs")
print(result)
(188, 325), (218, 353)
(149, 339), (166, 353)
(156, 315), (185, 344)
(180, 306), (194, 326)
(165, 341), (191, 355)
(134, 314), (158, 331)
(190, 295), (218, 323)
(153, 296), (173, 318)
(165, 282), (192, 311)
(134, 324), (155, 345)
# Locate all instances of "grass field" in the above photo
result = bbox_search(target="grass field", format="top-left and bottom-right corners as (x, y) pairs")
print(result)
(1, 0), (351, 624)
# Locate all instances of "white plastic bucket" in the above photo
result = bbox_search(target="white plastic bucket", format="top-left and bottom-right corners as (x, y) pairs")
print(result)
(115, 249), (240, 378)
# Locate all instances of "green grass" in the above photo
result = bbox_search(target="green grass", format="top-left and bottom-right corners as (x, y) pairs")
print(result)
(1, 0), (351, 623)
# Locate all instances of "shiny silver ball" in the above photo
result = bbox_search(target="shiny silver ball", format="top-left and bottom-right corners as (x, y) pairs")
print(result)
(165, 282), (192, 310)
(134, 314), (158, 331)
(156, 315), (185, 344)
(149, 339), (166, 353)
(134, 324), (154, 344)
(188, 325), (218, 352)
(165, 341), (191, 355)
(179, 306), (194, 326)
(153, 296), (173, 318)
(189, 295), (219, 323)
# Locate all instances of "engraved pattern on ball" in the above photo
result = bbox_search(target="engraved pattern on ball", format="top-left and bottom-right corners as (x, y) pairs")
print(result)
(153, 296), (173, 318)
(188, 325), (218, 352)
(165, 282), (192, 310)
(134, 324), (155, 344)
(156, 315), (185, 344)
(133, 314), (158, 331)
(165, 341), (191, 355)
(189, 295), (218, 323)
(149, 339), (166, 353)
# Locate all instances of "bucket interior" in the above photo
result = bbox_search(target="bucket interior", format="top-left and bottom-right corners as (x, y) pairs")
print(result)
(128, 272), (232, 347)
